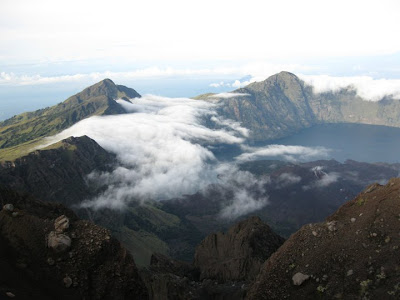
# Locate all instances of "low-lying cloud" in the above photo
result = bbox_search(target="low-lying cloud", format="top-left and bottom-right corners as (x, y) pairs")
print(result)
(303, 166), (340, 190)
(209, 79), (253, 89)
(41, 95), (268, 218)
(214, 164), (270, 219)
(208, 92), (250, 99)
(275, 172), (302, 188)
(236, 144), (331, 162)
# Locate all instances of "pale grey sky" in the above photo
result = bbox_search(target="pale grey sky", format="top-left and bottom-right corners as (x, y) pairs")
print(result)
(1, 0), (400, 75)
(1, 0), (400, 119)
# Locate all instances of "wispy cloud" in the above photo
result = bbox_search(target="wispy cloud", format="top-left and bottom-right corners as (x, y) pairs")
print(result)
(275, 172), (302, 188)
(303, 166), (340, 190)
(208, 92), (250, 99)
(236, 145), (331, 162)
(216, 165), (270, 219)
(209, 79), (254, 89)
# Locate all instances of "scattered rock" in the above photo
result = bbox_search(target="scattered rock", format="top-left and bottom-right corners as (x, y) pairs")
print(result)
(3, 204), (14, 212)
(5, 292), (15, 298)
(292, 272), (310, 286)
(63, 276), (73, 288)
(11, 212), (19, 218)
(351, 218), (356, 223)
(365, 183), (379, 193)
(312, 231), (318, 237)
(54, 215), (69, 233)
(327, 221), (337, 232)
(47, 231), (71, 252)
(247, 178), (400, 300)
(47, 257), (55, 266)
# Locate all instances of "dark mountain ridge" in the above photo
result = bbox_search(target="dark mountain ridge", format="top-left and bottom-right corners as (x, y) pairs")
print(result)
(0, 79), (140, 160)
(0, 136), (115, 207)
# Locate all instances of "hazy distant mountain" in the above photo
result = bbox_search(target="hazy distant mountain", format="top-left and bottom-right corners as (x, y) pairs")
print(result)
(0, 79), (140, 160)
(203, 71), (400, 141)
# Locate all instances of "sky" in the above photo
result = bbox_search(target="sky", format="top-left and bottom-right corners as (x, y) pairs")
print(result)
(1, 0), (400, 119)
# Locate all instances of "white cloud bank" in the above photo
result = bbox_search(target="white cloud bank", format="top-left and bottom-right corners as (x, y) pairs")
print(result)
(300, 74), (400, 101)
(40, 95), (270, 217)
(0, 67), (240, 86)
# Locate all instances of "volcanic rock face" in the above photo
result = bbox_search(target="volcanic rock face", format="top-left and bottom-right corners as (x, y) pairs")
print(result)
(214, 72), (316, 141)
(194, 216), (285, 282)
(247, 178), (400, 299)
(142, 217), (284, 300)
(0, 186), (148, 300)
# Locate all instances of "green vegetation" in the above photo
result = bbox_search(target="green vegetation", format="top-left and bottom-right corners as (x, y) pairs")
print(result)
(191, 93), (216, 100)
(356, 198), (366, 206)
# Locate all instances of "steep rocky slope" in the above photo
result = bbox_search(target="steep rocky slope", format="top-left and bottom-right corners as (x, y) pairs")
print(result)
(0, 79), (140, 160)
(247, 178), (400, 299)
(142, 216), (284, 300)
(0, 136), (115, 207)
(205, 71), (400, 141)
(194, 216), (284, 282)
(205, 72), (315, 141)
(0, 186), (148, 300)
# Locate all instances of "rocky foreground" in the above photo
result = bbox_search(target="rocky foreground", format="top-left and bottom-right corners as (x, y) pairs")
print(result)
(0, 186), (148, 299)
(2, 178), (400, 299)
(248, 178), (400, 299)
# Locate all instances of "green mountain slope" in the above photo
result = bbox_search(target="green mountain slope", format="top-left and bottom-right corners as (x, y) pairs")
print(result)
(0, 79), (140, 160)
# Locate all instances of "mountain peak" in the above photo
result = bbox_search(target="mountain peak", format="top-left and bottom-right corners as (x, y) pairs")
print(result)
(0, 80), (141, 157)
(79, 78), (118, 99)
(75, 78), (141, 101)
(268, 71), (301, 85)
